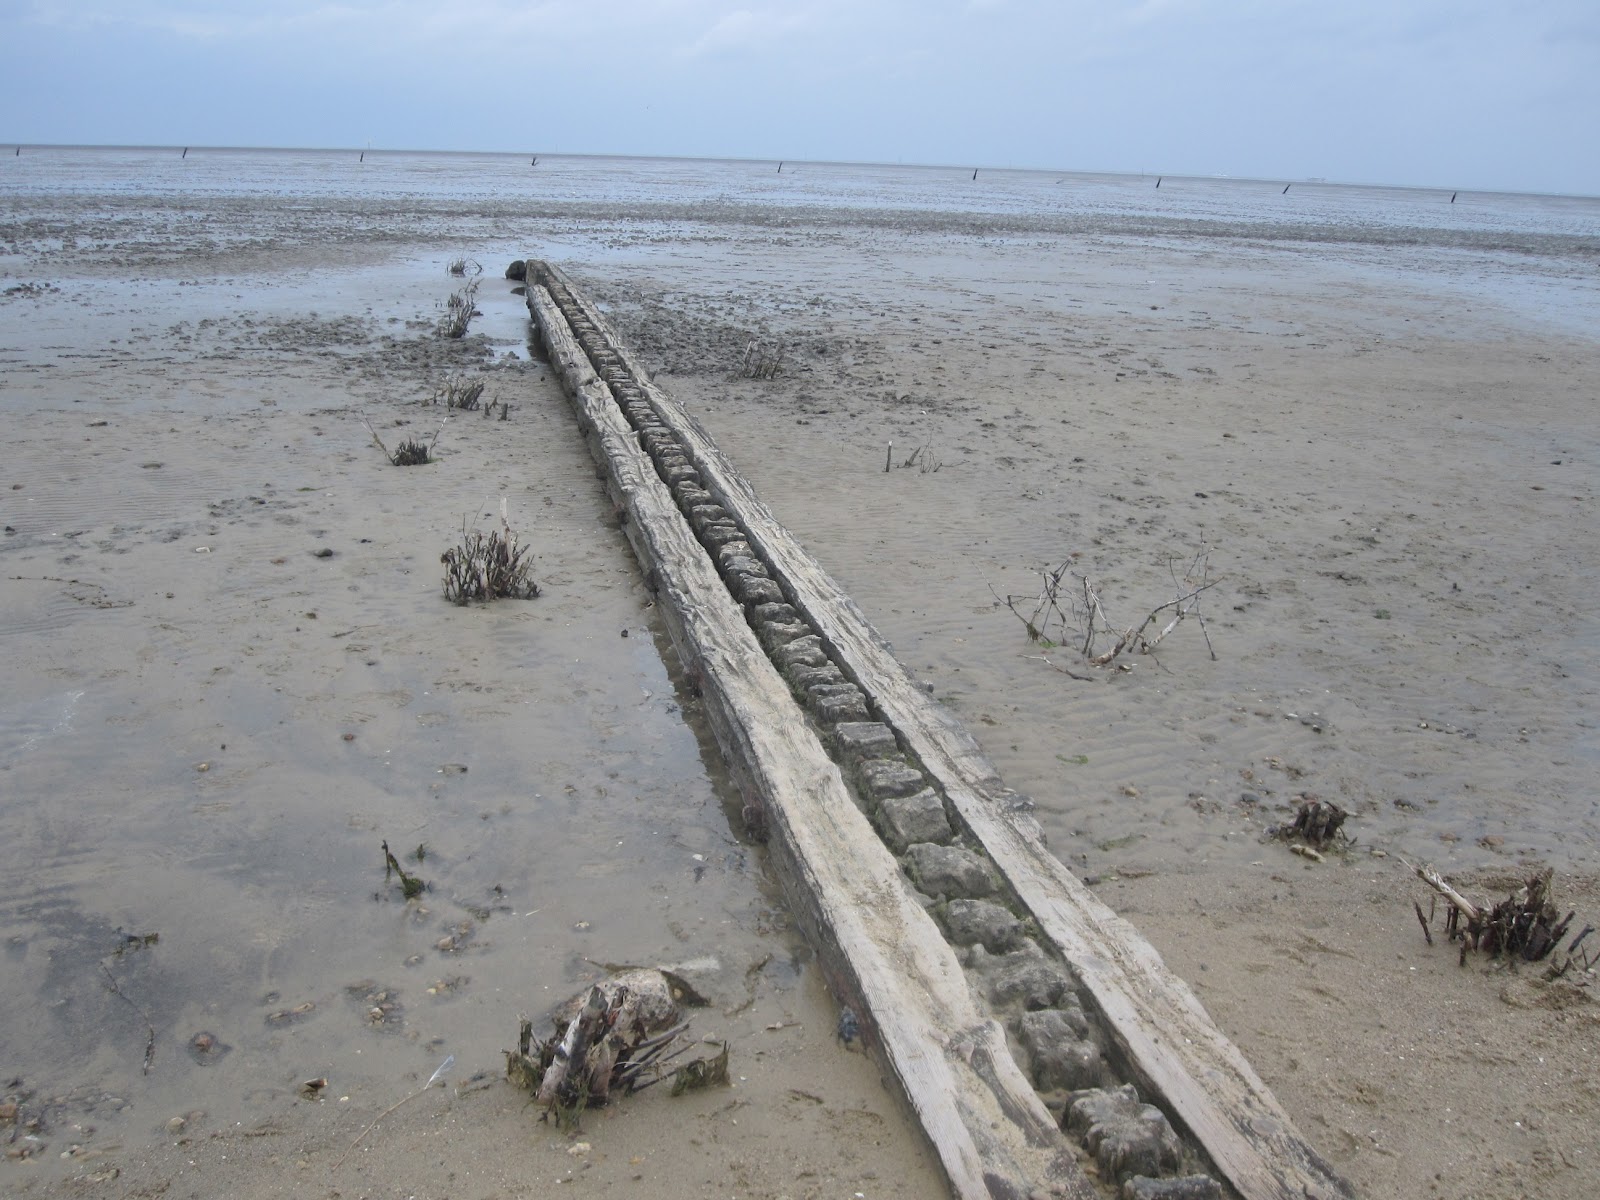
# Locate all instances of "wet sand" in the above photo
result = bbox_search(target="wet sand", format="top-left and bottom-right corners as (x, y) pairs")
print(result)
(0, 261), (945, 1195)
(3, 152), (1598, 1199)
(574, 216), (1600, 1199)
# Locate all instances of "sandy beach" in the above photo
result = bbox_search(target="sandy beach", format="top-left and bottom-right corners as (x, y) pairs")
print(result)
(2, 149), (1597, 1199)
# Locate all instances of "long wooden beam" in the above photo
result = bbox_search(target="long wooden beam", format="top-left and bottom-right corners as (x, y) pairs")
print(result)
(528, 283), (1093, 1200)
(526, 261), (1355, 1200)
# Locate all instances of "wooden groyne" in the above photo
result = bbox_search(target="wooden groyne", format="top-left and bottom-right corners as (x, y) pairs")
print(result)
(524, 260), (1353, 1200)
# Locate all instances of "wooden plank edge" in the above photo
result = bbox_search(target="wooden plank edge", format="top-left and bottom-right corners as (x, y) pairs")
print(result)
(528, 284), (1096, 1200)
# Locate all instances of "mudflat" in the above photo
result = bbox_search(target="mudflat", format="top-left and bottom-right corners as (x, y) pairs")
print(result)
(2, 150), (1597, 1199)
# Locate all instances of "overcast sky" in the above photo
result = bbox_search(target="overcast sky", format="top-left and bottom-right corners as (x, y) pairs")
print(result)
(3, 0), (1595, 195)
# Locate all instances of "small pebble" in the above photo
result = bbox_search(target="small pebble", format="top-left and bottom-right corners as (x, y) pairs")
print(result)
(837, 1006), (859, 1046)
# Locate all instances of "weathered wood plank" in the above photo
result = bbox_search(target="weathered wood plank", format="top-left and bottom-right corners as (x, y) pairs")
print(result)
(539, 264), (1353, 1200)
(529, 284), (1095, 1200)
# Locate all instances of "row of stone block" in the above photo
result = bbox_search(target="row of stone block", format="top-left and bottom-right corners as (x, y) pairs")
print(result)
(535, 277), (1221, 1200)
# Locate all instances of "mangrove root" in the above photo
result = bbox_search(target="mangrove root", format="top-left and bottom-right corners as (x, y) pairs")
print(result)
(438, 279), (480, 339)
(1288, 798), (1347, 848)
(506, 967), (727, 1127)
(1409, 864), (1591, 972)
(441, 499), (540, 605)
(429, 374), (486, 410)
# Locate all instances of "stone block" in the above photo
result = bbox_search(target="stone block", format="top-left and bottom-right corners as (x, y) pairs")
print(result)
(1065, 1085), (1182, 1185)
(773, 635), (827, 670)
(786, 662), (844, 691)
(699, 524), (747, 547)
(732, 574), (785, 607)
(1017, 1008), (1107, 1091)
(673, 483), (712, 507)
(1121, 1178), (1222, 1200)
(758, 621), (812, 653)
(943, 898), (1026, 953)
(811, 685), (869, 724)
(831, 721), (898, 766)
(904, 843), (995, 899)
(750, 602), (800, 626)
(877, 788), (951, 852)
(719, 552), (765, 577)
(857, 757), (925, 799)
(985, 948), (1076, 1010)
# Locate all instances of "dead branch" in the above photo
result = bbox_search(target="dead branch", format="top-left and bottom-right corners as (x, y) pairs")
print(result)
(992, 549), (1221, 670)
(1086, 577), (1221, 666)
(1404, 859), (1482, 923)
(100, 962), (157, 1074)
(358, 411), (392, 461)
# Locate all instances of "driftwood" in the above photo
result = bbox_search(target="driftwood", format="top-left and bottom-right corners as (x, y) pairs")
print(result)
(1406, 861), (1482, 923)
(532, 263), (1351, 1200)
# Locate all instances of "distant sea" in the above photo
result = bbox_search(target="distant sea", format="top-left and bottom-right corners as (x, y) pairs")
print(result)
(5, 145), (1598, 336)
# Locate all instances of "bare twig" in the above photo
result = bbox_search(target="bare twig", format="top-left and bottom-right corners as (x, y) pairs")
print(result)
(740, 339), (784, 379)
(358, 411), (392, 461)
(995, 549), (1219, 669)
(1403, 859), (1482, 922)
(100, 963), (157, 1074)
(1413, 900), (1433, 946)
(334, 1055), (453, 1169)
(429, 375), (485, 410)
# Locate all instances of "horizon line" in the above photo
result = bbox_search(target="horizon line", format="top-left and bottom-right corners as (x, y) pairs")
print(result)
(6, 141), (1595, 203)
